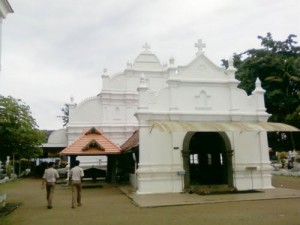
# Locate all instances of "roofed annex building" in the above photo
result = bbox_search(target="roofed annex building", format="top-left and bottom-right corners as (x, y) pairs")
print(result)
(46, 40), (299, 195)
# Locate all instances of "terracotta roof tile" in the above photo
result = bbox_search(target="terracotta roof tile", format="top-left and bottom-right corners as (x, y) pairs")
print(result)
(120, 130), (139, 152)
(60, 127), (121, 156)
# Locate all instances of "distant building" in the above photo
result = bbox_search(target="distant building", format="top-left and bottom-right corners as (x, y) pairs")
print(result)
(0, 0), (13, 70)
(42, 129), (67, 157)
(48, 40), (298, 194)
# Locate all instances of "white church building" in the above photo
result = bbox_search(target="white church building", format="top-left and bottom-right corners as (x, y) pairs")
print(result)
(47, 40), (298, 194)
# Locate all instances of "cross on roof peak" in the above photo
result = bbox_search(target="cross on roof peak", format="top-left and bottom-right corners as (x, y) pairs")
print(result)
(143, 42), (151, 51)
(195, 39), (206, 55)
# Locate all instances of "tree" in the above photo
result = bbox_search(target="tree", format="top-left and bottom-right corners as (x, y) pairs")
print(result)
(233, 33), (300, 125)
(0, 95), (46, 161)
(222, 33), (300, 150)
(59, 104), (69, 127)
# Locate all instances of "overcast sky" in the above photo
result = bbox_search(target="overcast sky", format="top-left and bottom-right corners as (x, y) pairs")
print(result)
(1, 0), (299, 130)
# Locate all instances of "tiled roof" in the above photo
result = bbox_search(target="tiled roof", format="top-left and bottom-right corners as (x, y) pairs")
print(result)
(60, 127), (121, 156)
(120, 130), (139, 152)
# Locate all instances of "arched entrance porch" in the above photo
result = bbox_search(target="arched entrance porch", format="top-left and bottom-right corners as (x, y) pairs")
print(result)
(182, 132), (234, 192)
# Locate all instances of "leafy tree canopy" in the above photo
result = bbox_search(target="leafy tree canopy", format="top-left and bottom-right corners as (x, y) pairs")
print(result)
(222, 33), (300, 151)
(0, 95), (46, 161)
(227, 33), (300, 127)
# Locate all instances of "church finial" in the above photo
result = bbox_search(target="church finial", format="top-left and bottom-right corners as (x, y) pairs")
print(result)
(126, 61), (132, 69)
(102, 68), (109, 79)
(169, 56), (175, 65)
(143, 42), (151, 51)
(225, 55), (238, 80)
(252, 77), (265, 94)
(70, 95), (74, 103)
(252, 77), (266, 112)
(195, 39), (206, 55)
(255, 77), (262, 88)
(103, 68), (108, 75)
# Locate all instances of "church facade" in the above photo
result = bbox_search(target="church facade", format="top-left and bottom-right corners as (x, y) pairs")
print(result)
(66, 43), (167, 147)
(64, 43), (169, 168)
(52, 40), (298, 194)
(135, 41), (272, 194)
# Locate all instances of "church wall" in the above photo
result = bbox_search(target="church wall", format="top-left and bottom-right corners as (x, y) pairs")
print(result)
(146, 74), (169, 91)
(143, 81), (262, 116)
(231, 131), (273, 190)
(100, 92), (139, 125)
(170, 85), (231, 112)
(68, 90), (139, 146)
(106, 71), (169, 92)
(104, 105), (127, 123)
(105, 73), (138, 91)
(138, 127), (173, 166)
(70, 97), (103, 123)
(136, 127), (184, 194)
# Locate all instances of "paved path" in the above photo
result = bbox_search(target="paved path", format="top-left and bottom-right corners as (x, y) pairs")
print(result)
(121, 186), (300, 207)
(1, 178), (300, 225)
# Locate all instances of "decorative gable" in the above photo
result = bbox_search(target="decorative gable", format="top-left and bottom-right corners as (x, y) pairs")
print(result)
(136, 39), (270, 122)
(174, 54), (227, 81)
(82, 139), (104, 151)
(60, 127), (121, 156)
(85, 127), (102, 135)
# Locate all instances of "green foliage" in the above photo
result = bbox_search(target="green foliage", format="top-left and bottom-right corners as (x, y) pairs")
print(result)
(278, 151), (288, 159)
(233, 33), (300, 126)
(60, 104), (69, 127)
(222, 33), (300, 151)
(0, 95), (46, 161)
(278, 151), (288, 168)
(286, 105), (300, 128)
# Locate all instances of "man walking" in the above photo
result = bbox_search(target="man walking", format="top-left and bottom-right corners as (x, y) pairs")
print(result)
(69, 160), (84, 208)
(42, 162), (59, 209)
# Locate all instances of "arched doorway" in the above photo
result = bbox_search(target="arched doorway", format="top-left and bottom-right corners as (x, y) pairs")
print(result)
(182, 132), (233, 190)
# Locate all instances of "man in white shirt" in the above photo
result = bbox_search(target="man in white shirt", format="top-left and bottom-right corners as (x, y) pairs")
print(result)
(42, 162), (59, 209)
(69, 160), (84, 208)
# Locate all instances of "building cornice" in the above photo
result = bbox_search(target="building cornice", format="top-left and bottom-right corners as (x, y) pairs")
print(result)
(0, 0), (13, 19)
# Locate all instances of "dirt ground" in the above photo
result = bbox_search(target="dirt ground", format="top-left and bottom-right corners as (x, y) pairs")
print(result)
(0, 175), (300, 225)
